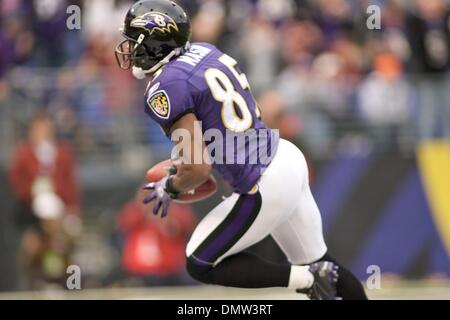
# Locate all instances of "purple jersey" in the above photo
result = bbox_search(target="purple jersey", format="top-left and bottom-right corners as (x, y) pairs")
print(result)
(144, 42), (279, 194)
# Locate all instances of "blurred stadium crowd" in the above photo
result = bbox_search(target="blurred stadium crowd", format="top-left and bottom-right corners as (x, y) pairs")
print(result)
(0, 0), (449, 291)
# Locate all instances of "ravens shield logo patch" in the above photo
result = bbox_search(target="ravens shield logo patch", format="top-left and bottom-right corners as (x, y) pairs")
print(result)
(147, 90), (170, 119)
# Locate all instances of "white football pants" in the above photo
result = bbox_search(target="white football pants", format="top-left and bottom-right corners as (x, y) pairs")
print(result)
(186, 138), (327, 266)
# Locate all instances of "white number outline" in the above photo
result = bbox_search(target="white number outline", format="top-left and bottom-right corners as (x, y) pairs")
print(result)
(205, 54), (260, 132)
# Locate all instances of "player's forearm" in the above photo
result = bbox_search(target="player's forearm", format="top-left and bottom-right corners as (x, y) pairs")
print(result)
(170, 164), (211, 193)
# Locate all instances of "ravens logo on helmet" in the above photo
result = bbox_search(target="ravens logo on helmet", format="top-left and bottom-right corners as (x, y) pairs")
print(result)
(114, 0), (191, 74)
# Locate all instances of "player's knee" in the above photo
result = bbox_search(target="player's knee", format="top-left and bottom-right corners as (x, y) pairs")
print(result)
(186, 256), (212, 284)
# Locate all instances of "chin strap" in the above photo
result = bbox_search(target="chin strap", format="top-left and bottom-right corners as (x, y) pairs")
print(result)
(131, 66), (149, 80)
(132, 42), (191, 80)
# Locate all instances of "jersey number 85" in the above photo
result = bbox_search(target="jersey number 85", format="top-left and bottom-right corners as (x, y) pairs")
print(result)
(205, 54), (261, 132)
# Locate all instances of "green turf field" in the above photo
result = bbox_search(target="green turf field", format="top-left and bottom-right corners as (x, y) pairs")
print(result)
(0, 280), (449, 300)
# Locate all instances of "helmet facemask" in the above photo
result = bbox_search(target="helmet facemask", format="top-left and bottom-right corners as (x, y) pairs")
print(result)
(115, 33), (155, 71)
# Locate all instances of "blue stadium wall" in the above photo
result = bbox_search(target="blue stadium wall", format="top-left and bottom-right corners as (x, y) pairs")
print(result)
(313, 140), (450, 279)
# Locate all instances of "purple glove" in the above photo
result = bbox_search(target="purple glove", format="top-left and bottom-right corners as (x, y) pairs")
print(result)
(143, 177), (172, 218)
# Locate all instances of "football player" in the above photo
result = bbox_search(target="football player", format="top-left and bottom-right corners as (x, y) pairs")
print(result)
(115, 0), (367, 300)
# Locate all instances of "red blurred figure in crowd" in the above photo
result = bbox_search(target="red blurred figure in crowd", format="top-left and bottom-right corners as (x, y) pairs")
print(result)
(9, 113), (80, 218)
(8, 113), (81, 289)
(117, 189), (196, 285)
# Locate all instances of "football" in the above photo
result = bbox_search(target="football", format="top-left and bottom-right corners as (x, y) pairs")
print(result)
(146, 159), (217, 203)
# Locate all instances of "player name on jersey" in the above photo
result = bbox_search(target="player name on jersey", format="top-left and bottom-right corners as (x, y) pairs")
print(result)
(177, 44), (211, 66)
